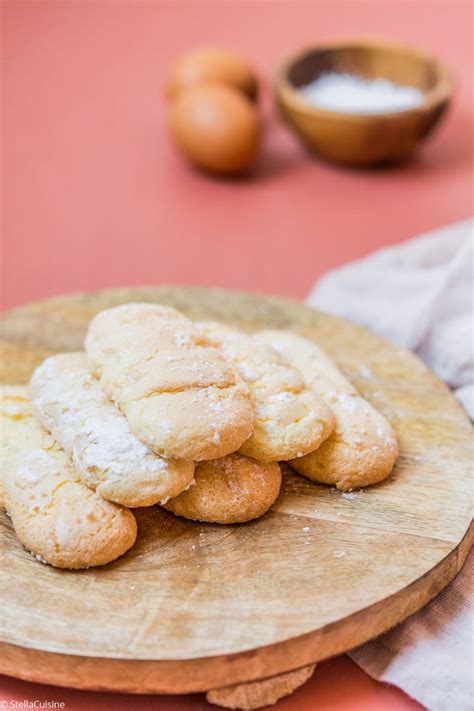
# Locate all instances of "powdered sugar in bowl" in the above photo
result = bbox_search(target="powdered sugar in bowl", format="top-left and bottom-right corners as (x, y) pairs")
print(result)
(275, 39), (452, 167)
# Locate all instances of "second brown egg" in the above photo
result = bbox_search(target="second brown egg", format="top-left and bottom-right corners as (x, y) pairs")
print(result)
(166, 47), (258, 101)
(168, 84), (260, 175)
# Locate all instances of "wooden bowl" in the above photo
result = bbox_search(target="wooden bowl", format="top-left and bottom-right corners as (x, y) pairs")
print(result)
(275, 39), (453, 167)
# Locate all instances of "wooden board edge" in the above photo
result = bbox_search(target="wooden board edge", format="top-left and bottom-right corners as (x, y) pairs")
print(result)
(1, 521), (471, 695)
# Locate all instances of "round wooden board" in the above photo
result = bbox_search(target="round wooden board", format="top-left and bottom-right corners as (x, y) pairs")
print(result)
(0, 287), (472, 694)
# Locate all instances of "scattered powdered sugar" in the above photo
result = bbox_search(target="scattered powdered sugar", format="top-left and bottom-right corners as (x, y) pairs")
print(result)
(341, 491), (357, 500)
(238, 363), (259, 382)
(207, 398), (223, 412)
(333, 551), (346, 558)
(174, 332), (193, 346)
(302, 526), (311, 533)
(274, 391), (294, 402)
(212, 430), (221, 445)
(336, 393), (359, 412)
(16, 451), (57, 485)
(30, 356), (186, 488)
(55, 517), (74, 547)
(16, 464), (42, 485)
(377, 426), (392, 444)
(358, 364), (375, 381)
(32, 552), (48, 564)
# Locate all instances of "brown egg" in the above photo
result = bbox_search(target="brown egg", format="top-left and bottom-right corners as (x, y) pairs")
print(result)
(166, 47), (258, 101)
(168, 84), (259, 175)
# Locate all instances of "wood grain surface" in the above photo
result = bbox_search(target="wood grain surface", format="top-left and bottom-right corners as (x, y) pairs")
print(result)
(0, 287), (472, 694)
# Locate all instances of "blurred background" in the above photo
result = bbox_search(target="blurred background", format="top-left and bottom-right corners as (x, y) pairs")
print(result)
(2, 0), (473, 311)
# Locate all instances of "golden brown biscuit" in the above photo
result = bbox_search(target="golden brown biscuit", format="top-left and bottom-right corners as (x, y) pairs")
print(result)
(1, 386), (137, 568)
(85, 304), (254, 461)
(30, 353), (195, 507)
(163, 453), (281, 524)
(257, 331), (398, 490)
(197, 321), (335, 462)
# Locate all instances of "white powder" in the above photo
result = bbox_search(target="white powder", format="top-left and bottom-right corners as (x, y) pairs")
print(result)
(208, 399), (223, 412)
(337, 393), (359, 413)
(274, 391), (293, 402)
(30, 356), (188, 491)
(358, 365), (375, 381)
(33, 553), (48, 564)
(377, 426), (393, 445)
(239, 363), (259, 382)
(16, 451), (58, 485)
(174, 332), (192, 346)
(300, 73), (423, 114)
(342, 491), (357, 500)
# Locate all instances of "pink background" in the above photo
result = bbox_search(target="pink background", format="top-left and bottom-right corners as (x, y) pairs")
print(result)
(1, 1), (472, 709)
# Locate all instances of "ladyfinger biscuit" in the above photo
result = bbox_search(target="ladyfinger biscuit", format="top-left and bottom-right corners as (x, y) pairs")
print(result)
(85, 304), (254, 461)
(0, 385), (35, 510)
(30, 353), (195, 508)
(163, 453), (281, 524)
(257, 331), (398, 490)
(196, 321), (335, 462)
(1, 386), (137, 568)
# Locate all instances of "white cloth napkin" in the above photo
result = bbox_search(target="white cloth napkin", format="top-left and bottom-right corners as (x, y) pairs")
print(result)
(308, 218), (474, 418)
(307, 218), (474, 711)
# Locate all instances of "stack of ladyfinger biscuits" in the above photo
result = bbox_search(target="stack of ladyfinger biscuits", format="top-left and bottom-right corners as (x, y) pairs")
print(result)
(0, 303), (398, 570)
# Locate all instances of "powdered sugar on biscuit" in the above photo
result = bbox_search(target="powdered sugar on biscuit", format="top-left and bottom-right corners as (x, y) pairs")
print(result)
(30, 354), (195, 505)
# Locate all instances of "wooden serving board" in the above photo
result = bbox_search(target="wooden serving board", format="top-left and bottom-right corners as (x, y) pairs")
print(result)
(0, 287), (472, 694)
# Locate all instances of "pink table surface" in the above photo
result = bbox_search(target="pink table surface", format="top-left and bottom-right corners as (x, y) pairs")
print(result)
(1, 1), (472, 710)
